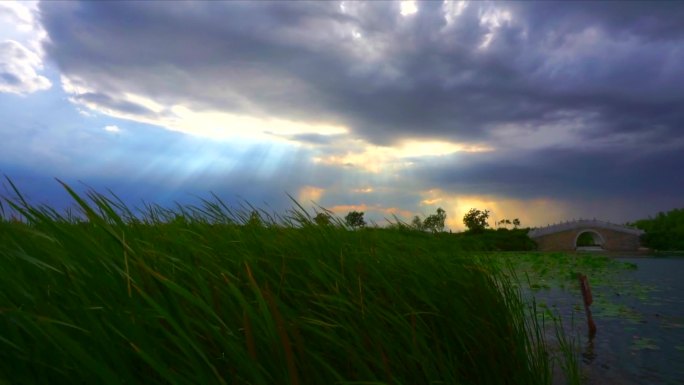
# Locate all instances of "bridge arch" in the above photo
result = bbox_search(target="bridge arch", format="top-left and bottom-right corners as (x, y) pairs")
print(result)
(574, 229), (605, 249)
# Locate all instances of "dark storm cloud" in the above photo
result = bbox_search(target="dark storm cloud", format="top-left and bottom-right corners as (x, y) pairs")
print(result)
(39, 1), (684, 144)
(37, 1), (684, 207)
(508, 2), (684, 42)
(413, 146), (684, 204)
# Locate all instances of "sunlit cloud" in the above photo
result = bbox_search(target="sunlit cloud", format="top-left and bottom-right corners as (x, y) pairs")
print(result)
(0, 40), (51, 94)
(298, 185), (325, 204)
(396, 139), (493, 157)
(313, 137), (493, 173)
(61, 75), (349, 142)
(0, 1), (45, 51)
(0, 1), (50, 94)
(421, 198), (442, 205)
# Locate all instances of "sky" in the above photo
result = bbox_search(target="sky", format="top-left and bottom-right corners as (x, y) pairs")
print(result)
(1, 1), (683, 230)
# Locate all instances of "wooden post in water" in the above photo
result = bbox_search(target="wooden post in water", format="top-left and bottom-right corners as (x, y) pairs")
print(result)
(578, 273), (597, 337)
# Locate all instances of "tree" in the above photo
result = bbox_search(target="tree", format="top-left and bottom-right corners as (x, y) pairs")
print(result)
(247, 210), (263, 227)
(314, 212), (332, 226)
(512, 218), (521, 229)
(345, 211), (366, 229)
(634, 207), (684, 250)
(423, 207), (447, 233)
(463, 208), (489, 233)
(411, 215), (424, 231)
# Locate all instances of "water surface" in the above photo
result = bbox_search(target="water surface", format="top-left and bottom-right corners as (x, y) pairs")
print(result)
(530, 256), (684, 385)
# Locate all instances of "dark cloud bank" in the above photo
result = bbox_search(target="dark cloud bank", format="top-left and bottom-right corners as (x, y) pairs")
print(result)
(37, 1), (684, 220)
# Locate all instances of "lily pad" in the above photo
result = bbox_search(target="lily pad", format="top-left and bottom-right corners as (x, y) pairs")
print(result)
(631, 336), (660, 351)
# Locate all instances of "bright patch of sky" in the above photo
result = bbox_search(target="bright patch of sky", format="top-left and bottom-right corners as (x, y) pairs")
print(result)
(400, 1), (418, 17)
(103, 125), (121, 133)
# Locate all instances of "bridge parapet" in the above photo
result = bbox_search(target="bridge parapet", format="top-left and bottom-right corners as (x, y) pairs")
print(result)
(528, 219), (644, 238)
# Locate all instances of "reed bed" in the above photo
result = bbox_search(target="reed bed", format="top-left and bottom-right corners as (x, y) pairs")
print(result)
(0, 181), (574, 384)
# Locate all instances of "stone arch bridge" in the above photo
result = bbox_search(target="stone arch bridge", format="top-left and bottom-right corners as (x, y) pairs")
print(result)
(528, 219), (644, 252)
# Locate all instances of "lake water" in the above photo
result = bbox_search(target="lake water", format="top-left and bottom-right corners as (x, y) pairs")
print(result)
(530, 257), (684, 385)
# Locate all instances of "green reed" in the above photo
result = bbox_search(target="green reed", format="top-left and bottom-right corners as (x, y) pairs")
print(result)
(0, 180), (578, 384)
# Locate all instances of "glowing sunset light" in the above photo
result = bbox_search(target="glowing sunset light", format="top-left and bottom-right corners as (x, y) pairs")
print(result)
(298, 185), (325, 204)
(352, 187), (374, 194)
(419, 189), (572, 231)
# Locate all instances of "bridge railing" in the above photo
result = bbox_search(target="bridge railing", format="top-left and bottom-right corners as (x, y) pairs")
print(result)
(528, 219), (644, 238)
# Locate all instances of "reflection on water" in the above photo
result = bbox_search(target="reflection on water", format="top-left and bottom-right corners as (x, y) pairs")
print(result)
(582, 337), (596, 365)
(529, 256), (684, 385)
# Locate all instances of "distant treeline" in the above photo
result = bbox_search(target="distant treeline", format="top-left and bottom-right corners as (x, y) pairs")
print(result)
(633, 208), (684, 251)
(451, 228), (537, 251)
(385, 225), (536, 252)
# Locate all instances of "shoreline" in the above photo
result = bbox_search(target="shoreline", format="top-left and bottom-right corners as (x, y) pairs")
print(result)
(515, 249), (684, 258)
(573, 250), (684, 258)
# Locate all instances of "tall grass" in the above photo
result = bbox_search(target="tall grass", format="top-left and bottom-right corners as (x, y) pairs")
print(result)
(1, 181), (574, 384)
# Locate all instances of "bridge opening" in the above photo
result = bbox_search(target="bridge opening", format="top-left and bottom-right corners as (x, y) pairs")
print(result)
(575, 230), (604, 250)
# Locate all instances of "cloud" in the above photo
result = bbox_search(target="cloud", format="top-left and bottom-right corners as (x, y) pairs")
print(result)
(310, 135), (492, 174)
(38, 2), (684, 147)
(103, 125), (120, 133)
(0, 2), (50, 94)
(0, 39), (50, 94)
(283, 133), (345, 146)
(399, 143), (684, 226)
(27, 1), (684, 225)
(77, 92), (156, 117)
